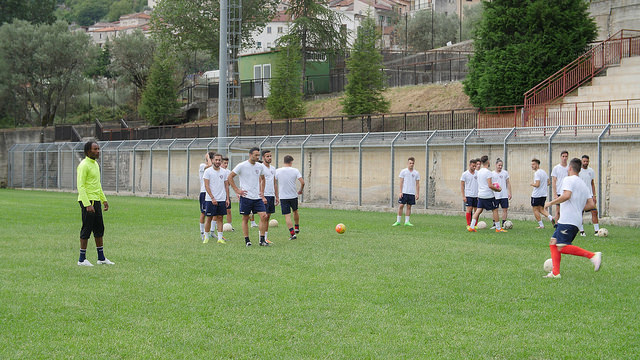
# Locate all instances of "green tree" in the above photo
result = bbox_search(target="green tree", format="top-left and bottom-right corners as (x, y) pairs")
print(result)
(266, 36), (305, 119)
(397, 9), (458, 51)
(342, 16), (389, 116)
(461, 4), (483, 42)
(85, 43), (113, 79)
(139, 53), (180, 125)
(0, 0), (56, 25)
(0, 20), (93, 126)
(74, 0), (109, 26)
(109, 30), (156, 94)
(106, 0), (146, 22)
(463, 0), (597, 108)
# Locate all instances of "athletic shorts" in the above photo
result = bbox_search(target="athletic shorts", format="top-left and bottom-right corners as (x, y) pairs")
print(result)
(199, 192), (206, 213)
(531, 197), (546, 207)
(264, 196), (276, 214)
(496, 198), (509, 209)
(79, 201), (105, 239)
(398, 193), (416, 205)
(280, 198), (299, 215)
(239, 197), (266, 215)
(205, 201), (227, 217)
(464, 196), (478, 208)
(552, 223), (579, 245)
(477, 197), (497, 211)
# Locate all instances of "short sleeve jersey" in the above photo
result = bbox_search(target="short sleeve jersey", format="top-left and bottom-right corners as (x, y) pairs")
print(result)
(199, 163), (207, 193)
(231, 160), (265, 200)
(532, 169), (549, 198)
(492, 170), (509, 199)
(460, 170), (478, 197)
(399, 168), (420, 195)
(477, 167), (494, 199)
(275, 167), (302, 200)
(262, 163), (277, 197)
(552, 164), (569, 195)
(579, 167), (595, 197)
(203, 167), (228, 202)
(558, 175), (590, 227)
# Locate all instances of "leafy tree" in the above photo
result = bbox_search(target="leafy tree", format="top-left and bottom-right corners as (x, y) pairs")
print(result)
(109, 30), (155, 94)
(342, 16), (389, 116)
(266, 36), (305, 119)
(85, 43), (113, 79)
(139, 52), (180, 125)
(463, 0), (597, 108)
(74, 0), (109, 26)
(397, 9), (458, 51)
(0, 20), (93, 126)
(461, 4), (483, 42)
(106, 0), (146, 22)
(0, 0), (56, 25)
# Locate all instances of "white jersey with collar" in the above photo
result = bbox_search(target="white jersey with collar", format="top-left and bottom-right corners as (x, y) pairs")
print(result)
(532, 169), (549, 198)
(552, 163), (569, 195)
(579, 167), (595, 197)
(275, 167), (302, 200)
(398, 168), (420, 195)
(460, 170), (478, 197)
(492, 170), (509, 199)
(262, 163), (277, 197)
(477, 167), (494, 199)
(558, 175), (590, 227)
(203, 167), (228, 202)
(231, 160), (265, 200)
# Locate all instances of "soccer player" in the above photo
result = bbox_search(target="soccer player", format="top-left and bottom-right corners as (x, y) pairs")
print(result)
(543, 157), (602, 278)
(460, 159), (478, 226)
(492, 158), (512, 228)
(76, 140), (114, 266)
(579, 155), (600, 236)
(202, 153), (230, 244)
(221, 156), (234, 231)
(551, 150), (569, 221)
(228, 147), (269, 247)
(531, 158), (554, 228)
(198, 152), (212, 241)
(275, 155), (304, 240)
(468, 155), (505, 232)
(261, 149), (279, 244)
(392, 157), (420, 226)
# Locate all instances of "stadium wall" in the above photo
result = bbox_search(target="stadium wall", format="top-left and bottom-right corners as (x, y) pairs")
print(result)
(0, 127), (55, 188)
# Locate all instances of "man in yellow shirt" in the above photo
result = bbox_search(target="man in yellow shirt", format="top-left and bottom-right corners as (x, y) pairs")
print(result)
(77, 141), (114, 266)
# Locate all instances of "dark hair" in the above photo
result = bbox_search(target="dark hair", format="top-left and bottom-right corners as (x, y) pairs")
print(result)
(284, 155), (294, 164)
(469, 159), (477, 164)
(84, 140), (98, 156)
(569, 158), (581, 173)
(532, 158), (541, 165)
(249, 147), (260, 155)
(474, 158), (481, 163)
(480, 155), (489, 164)
(561, 150), (569, 156)
(261, 149), (271, 157)
(222, 157), (229, 162)
(208, 151), (216, 160)
(582, 155), (589, 160)
(495, 158), (503, 164)
(408, 157), (415, 162)
(212, 153), (222, 159)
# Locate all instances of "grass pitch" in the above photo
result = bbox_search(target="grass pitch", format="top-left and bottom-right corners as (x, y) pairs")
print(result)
(1, 189), (639, 359)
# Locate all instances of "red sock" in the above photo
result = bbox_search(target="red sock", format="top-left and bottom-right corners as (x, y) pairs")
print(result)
(465, 212), (472, 226)
(550, 244), (561, 275)
(560, 245), (594, 259)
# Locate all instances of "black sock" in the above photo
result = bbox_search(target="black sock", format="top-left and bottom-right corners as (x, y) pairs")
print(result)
(97, 246), (105, 261)
(289, 228), (295, 235)
(295, 224), (299, 229)
(501, 220), (505, 226)
(79, 249), (86, 262)
(245, 237), (250, 243)
(260, 235), (265, 242)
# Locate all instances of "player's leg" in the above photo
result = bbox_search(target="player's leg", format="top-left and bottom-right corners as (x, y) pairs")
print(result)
(592, 209), (600, 235)
(394, 202), (404, 226)
(258, 211), (269, 245)
(545, 236), (562, 278)
(492, 207), (505, 232)
(293, 209), (300, 234)
(281, 199), (296, 239)
(204, 210), (214, 244)
(226, 202), (234, 230)
(404, 204), (413, 226)
(250, 213), (258, 228)
(78, 201), (93, 266)
(92, 202), (113, 264)
(469, 206), (483, 231)
(199, 192), (206, 240)
(465, 206), (473, 226)
(264, 213), (271, 243)
(215, 215), (226, 244)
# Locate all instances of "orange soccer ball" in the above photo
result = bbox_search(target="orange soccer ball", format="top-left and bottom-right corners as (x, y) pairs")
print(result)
(335, 223), (346, 234)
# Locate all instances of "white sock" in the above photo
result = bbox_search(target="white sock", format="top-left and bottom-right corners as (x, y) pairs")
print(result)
(397, 215), (401, 222)
(200, 223), (205, 234)
(547, 215), (553, 221)
(265, 231), (268, 241)
(495, 221), (501, 230)
(205, 232), (212, 240)
(594, 223), (600, 231)
(470, 219), (477, 227)
(251, 221), (257, 226)
(538, 220), (544, 227)
(579, 224), (584, 232)
(405, 216), (410, 223)
(218, 232), (223, 240)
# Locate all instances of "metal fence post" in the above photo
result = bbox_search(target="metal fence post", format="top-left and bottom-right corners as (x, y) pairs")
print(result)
(300, 134), (312, 202)
(390, 132), (402, 208)
(548, 126), (562, 200)
(328, 133), (339, 204)
(45, 145), (49, 190)
(462, 128), (475, 172)
(8, 144), (16, 188)
(503, 127), (516, 170)
(425, 131), (437, 209)
(57, 143), (64, 189)
(597, 124), (610, 215)
(186, 138), (197, 197)
(115, 141), (124, 193)
(274, 136), (285, 167)
(132, 140), (142, 194)
(33, 146), (36, 188)
(167, 139), (177, 196)
(22, 148), (25, 188)
(358, 133), (370, 206)
(149, 139), (159, 194)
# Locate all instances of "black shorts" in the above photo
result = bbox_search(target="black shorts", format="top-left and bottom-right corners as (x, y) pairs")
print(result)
(79, 201), (105, 239)
(205, 201), (227, 217)
(264, 196), (276, 214)
(531, 197), (546, 207)
(239, 197), (266, 215)
(464, 196), (478, 208)
(199, 192), (206, 213)
(477, 197), (497, 211)
(280, 198), (299, 215)
(552, 223), (579, 245)
(398, 193), (416, 205)
(496, 198), (509, 209)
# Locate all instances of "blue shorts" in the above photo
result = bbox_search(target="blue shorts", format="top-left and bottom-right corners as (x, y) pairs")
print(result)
(531, 197), (546, 207)
(239, 197), (266, 215)
(205, 201), (227, 217)
(398, 194), (416, 205)
(552, 223), (579, 245)
(464, 196), (478, 208)
(280, 198), (298, 215)
(477, 197), (497, 211)
(199, 192), (206, 213)
(264, 196), (276, 214)
(496, 198), (509, 209)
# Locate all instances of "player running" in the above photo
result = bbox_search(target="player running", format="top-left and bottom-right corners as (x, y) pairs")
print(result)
(275, 155), (305, 240)
(468, 155), (505, 232)
(392, 157), (420, 227)
(202, 153), (230, 244)
(531, 158), (554, 228)
(460, 159), (478, 227)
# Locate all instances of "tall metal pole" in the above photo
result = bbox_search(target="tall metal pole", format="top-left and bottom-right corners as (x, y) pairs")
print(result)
(390, 132), (402, 208)
(218, 0), (229, 154)
(425, 131), (437, 209)
(358, 133), (370, 206)
(597, 124), (610, 215)
(328, 134), (339, 204)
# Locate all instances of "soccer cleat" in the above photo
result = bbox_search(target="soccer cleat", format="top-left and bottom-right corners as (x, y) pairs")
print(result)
(97, 258), (115, 265)
(580, 231), (586, 237)
(251, 223), (259, 228)
(245, 241), (252, 247)
(203, 234), (210, 244)
(265, 239), (273, 244)
(590, 252), (602, 272)
(78, 259), (94, 267)
(543, 271), (561, 279)
(289, 234), (297, 240)
(392, 221), (401, 226)
(495, 228), (507, 233)
(536, 226), (545, 229)
(404, 222), (414, 227)
(217, 238), (227, 244)
(259, 240), (270, 246)
(490, 225), (496, 230)
(594, 231), (599, 237)
(467, 226), (477, 232)
(295, 228), (300, 234)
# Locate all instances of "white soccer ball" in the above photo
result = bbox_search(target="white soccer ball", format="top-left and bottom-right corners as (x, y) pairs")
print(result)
(503, 220), (513, 229)
(598, 228), (608, 237)
(269, 219), (278, 228)
(477, 221), (487, 229)
(222, 223), (233, 232)
(543, 258), (553, 272)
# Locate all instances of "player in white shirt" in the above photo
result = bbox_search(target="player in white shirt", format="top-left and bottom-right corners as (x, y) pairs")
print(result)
(392, 157), (420, 226)
(228, 147), (269, 247)
(460, 159), (479, 227)
(260, 150), (279, 244)
(220, 157), (234, 231)
(542, 158), (602, 278)
(579, 155), (600, 236)
(551, 150), (569, 222)
(468, 155), (505, 232)
(198, 153), (212, 241)
(530, 158), (554, 228)
(275, 155), (305, 240)
(202, 153), (230, 244)
(492, 159), (512, 229)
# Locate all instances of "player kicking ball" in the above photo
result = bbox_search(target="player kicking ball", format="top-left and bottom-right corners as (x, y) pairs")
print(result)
(543, 158), (602, 278)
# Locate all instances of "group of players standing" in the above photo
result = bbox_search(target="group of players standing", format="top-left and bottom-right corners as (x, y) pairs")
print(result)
(198, 147), (305, 247)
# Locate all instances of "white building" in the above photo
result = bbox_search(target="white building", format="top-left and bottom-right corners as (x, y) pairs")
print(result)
(242, 11), (292, 55)
(86, 12), (151, 47)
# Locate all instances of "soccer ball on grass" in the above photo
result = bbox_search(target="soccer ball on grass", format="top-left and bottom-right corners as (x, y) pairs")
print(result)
(222, 223), (233, 232)
(269, 219), (278, 227)
(503, 220), (513, 229)
(477, 221), (487, 229)
(597, 228), (608, 237)
(335, 223), (346, 234)
(543, 258), (553, 272)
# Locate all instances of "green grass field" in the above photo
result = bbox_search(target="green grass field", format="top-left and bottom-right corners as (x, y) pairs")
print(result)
(1, 189), (639, 359)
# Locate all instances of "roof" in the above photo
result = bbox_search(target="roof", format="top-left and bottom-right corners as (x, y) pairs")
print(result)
(120, 12), (151, 20)
(271, 11), (291, 22)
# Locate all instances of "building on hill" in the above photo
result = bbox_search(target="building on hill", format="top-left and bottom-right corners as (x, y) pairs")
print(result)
(85, 12), (151, 47)
(242, 11), (292, 55)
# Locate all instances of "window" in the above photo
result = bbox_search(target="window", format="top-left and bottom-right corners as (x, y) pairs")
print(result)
(257, 41), (262, 48)
(267, 42), (272, 48)
(267, 27), (272, 34)
(277, 26), (283, 33)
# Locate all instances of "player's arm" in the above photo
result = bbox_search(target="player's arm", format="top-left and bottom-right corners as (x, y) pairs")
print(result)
(584, 197), (596, 211)
(224, 180), (230, 206)
(398, 178), (404, 198)
(591, 179), (597, 204)
(460, 180), (467, 202)
(545, 189), (572, 208)
(488, 177), (499, 192)
(551, 176), (557, 198)
(415, 180), (420, 200)
(259, 175), (266, 203)
(204, 178), (215, 202)
(297, 177), (305, 195)
(530, 179), (540, 188)
(274, 178), (280, 206)
(228, 171), (245, 196)
(506, 178), (512, 200)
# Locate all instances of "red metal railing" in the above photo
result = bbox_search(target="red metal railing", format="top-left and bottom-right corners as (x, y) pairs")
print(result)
(524, 30), (640, 113)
